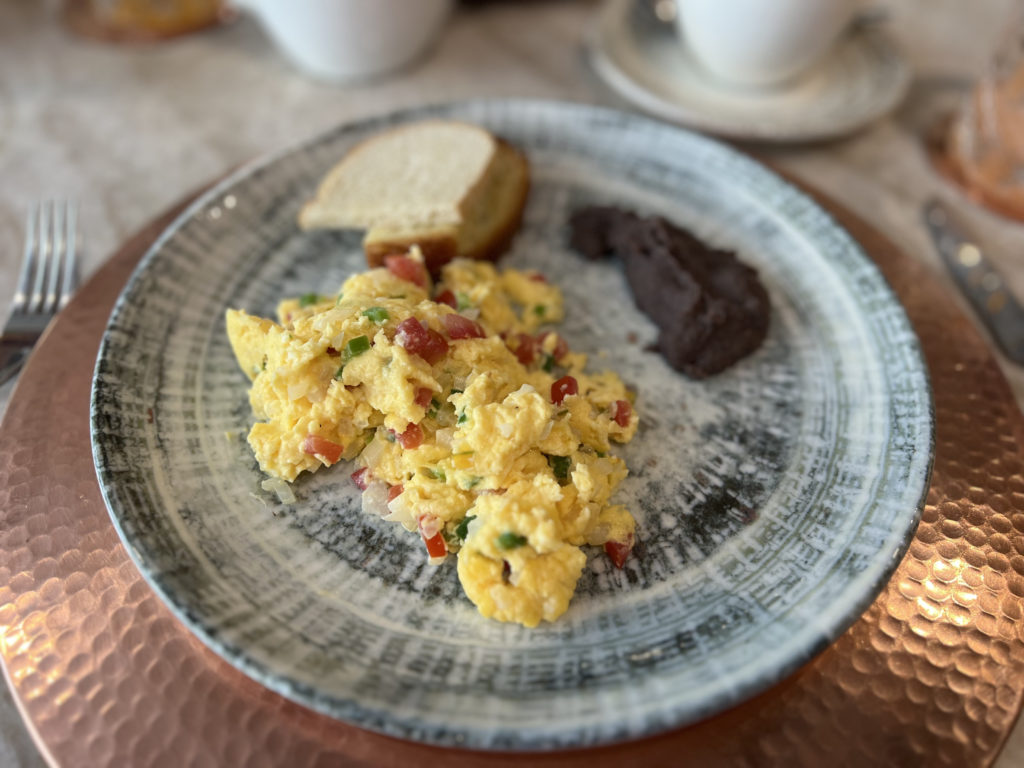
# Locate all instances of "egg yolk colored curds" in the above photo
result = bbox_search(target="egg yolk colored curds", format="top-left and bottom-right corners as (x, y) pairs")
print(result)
(226, 249), (639, 627)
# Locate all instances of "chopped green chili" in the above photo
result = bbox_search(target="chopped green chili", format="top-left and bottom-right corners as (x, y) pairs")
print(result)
(427, 397), (442, 419)
(547, 454), (572, 480)
(343, 335), (371, 361)
(496, 531), (528, 550)
(361, 306), (390, 323)
(455, 515), (476, 541)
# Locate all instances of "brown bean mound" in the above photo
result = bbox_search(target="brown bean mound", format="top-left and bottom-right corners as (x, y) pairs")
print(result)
(569, 206), (770, 379)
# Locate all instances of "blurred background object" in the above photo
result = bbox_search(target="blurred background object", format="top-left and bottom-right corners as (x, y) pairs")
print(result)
(232, 0), (453, 82)
(674, 0), (857, 88)
(64, 0), (232, 41)
(945, 4), (1024, 221)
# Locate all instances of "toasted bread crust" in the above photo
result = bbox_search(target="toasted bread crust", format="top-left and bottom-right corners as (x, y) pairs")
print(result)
(462, 139), (530, 263)
(364, 139), (530, 275)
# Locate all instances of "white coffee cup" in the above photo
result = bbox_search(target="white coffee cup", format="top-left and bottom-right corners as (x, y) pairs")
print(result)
(675, 0), (858, 88)
(234, 0), (454, 82)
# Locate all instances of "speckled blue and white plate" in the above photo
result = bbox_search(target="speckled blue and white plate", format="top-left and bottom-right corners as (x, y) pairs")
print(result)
(90, 100), (933, 750)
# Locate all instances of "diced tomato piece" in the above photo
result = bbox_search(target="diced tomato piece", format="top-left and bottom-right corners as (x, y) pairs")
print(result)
(395, 317), (449, 365)
(387, 484), (404, 503)
(443, 313), (486, 340)
(414, 387), (433, 409)
(612, 399), (632, 427)
(510, 332), (536, 365)
(551, 375), (578, 405)
(435, 289), (457, 309)
(605, 534), (634, 569)
(385, 254), (428, 289)
(302, 435), (344, 465)
(421, 329), (449, 364)
(421, 530), (447, 558)
(350, 467), (370, 491)
(528, 272), (548, 283)
(537, 331), (569, 360)
(397, 422), (424, 450)
(417, 513), (449, 559)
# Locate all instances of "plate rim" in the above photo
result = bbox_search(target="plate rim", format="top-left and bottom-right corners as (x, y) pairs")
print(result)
(89, 97), (935, 750)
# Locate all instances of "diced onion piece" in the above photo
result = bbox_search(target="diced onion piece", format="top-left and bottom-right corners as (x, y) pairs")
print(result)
(418, 514), (442, 540)
(359, 433), (387, 470)
(260, 477), (296, 504)
(434, 428), (454, 449)
(497, 422), (513, 439)
(361, 481), (390, 518)
(383, 489), (418, 530)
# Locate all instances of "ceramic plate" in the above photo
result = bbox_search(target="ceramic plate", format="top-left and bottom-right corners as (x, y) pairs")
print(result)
(91, 100), (933, 750)
(586, 0), (910, 142)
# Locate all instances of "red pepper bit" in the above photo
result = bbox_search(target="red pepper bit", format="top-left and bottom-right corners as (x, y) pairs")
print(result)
(351, 467), (370, 491)
(396, 423), (423, 449)
(605, 534), (634, 569)
(422, 530), (447, 558)
(301, 435), (344, 464)
(551, 375), (579, 405)
(435, 289), (457, 309)
(612, 399), (632, 427)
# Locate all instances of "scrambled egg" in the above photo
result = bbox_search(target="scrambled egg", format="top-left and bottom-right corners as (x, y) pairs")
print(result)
(226, 250), (638, 627)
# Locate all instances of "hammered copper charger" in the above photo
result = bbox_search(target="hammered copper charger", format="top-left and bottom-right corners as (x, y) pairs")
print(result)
(0, 173), (1023, 765)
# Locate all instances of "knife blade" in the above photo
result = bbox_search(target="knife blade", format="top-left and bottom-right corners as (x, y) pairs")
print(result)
(922, 198), (1024, 365)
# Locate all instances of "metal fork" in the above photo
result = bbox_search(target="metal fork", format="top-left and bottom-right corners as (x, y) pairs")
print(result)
(0, 201), (79, 387)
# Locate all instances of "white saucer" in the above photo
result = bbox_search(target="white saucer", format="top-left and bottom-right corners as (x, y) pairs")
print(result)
(586, 0), (911, 143)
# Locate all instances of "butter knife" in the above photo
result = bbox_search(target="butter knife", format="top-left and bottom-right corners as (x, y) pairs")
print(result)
(922, 198), (1024, 364)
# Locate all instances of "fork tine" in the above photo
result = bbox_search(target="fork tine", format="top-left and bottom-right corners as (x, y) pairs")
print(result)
(59, 201), (78, 310)
(28, 201), (51, 314)
(13, 204), (39, 313)
(44, 201), (65, 314)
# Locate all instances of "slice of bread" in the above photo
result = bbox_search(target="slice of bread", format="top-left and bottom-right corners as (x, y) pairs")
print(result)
(298, 120), (529, 273)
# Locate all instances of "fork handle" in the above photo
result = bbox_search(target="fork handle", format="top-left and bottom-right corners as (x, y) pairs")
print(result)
(0, 339), (31, 388)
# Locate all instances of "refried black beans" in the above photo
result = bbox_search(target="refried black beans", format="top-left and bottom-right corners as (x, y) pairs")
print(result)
(569, 206), (770, 379)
